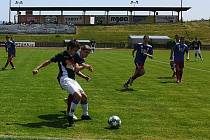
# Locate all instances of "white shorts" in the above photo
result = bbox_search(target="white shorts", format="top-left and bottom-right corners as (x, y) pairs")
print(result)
(60, 76), (84, 95)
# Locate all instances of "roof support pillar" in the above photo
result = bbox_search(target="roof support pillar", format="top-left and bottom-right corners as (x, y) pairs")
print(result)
(129, 11), (133, 24)
(106, 11), (109, 25)
(177, 11), (180, 22)
(83, 10), (86, 25)
(153, 11), (156, 23)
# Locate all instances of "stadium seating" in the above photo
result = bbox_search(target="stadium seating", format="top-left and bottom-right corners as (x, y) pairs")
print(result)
(0, 24), (76, 34)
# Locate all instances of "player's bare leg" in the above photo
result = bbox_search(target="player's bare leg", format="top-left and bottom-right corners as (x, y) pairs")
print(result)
(198, 53), (203, 61)
(124, 69), (144, 88)
(176, 66), (181, 83)
(67, 92), (81, 127)
(64, 95), (78, 120)
(81, 93), (91, 120)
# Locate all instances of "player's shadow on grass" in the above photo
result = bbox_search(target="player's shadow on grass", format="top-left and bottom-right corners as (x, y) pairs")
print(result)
(0, 68), (13, 72)
(186, 59), (196, 63)
(157, 76), (176, 84)
(13, 113), (81, 129)
(157, 76), (173, 79)
(104, 126), (120, 130)
(116, 88), (135, 92)
(160, 81), (176, 84)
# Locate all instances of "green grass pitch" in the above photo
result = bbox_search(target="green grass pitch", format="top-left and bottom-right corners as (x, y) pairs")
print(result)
(0, 48), (210, 140)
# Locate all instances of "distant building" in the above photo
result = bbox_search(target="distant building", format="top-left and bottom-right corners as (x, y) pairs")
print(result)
(128, 35), (171, 48)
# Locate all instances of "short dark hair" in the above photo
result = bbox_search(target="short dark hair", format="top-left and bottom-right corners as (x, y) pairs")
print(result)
(67, 39), (80, 50)
(143, 35), (149, 39)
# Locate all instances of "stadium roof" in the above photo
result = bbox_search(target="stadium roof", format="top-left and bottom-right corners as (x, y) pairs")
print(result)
(10, 7), (191, 12)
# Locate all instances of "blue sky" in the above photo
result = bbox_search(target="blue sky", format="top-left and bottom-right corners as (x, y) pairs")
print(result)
(0, 0), (209, 22)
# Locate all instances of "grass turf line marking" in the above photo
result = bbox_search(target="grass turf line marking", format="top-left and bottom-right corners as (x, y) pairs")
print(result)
(0, 135), (91, 140)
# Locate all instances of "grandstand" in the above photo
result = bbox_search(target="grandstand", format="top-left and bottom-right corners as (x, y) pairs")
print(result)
(0, 24), (76, 34)
(10, 6), (191, 25)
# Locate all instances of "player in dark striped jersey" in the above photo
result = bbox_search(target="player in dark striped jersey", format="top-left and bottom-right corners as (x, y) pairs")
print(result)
(191, 37), (203, 61)
(2, 35), (16, 70)
(65, 45), (93, 120)
(171, 36), (189, 83)
(123, 35), (153, 89)
(32, 40), (92, 127)
(74, 45), (93, 72)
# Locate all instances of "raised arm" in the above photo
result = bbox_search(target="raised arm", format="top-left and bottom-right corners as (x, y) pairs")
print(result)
(144, 53), (153, 59)
(81, 63), (93, 72)
(76, 71), (91, 81)
(132, 49), (136, 57)
(170, 46), (174, 60)
(4, 42), (8, 52)
(32, 60), (52, 75)
(185, 45), (190, 60)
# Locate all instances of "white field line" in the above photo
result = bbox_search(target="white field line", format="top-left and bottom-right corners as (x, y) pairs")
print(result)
(0, 135), (97, 140)
(151, 59), (210, 73)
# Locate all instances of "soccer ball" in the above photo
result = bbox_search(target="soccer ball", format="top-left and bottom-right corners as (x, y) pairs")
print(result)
(108, 115), (121, 129)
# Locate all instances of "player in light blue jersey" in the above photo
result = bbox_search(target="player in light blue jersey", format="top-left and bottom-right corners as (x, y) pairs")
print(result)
(171, 36), (189, 83)
(123, 35), (153, 89)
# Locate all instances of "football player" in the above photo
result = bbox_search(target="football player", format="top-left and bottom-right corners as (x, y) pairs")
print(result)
(169, 35), (180, 78)
(2, 35), (16, 70)
(32, 40), (91, 127)
(65, 45), (93, 120)
(123, 35), (153, 89)
(171, 36), (189, 83)
(191, 37), (203, 61)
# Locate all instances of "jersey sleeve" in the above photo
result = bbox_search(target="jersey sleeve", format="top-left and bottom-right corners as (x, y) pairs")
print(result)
(172, 41), (176, 48)
(73, 53), (85, 64)
(4, 42), (8, 49)
(148, 46), (153, 55)
(199, 41), (202, 46)
(50, 53), (62, 63)
(133, 43), (138, 50)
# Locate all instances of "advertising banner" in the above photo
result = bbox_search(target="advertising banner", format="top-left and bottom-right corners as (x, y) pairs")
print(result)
(19, 15), (40, 24)
(64, 16), (84, 25)
(15, 42), (35, 47)
(109, 16), (130, 24)
(156, 16), (178, 23)
(95, 16), (107, 25)
(132, 16), (153, 24)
